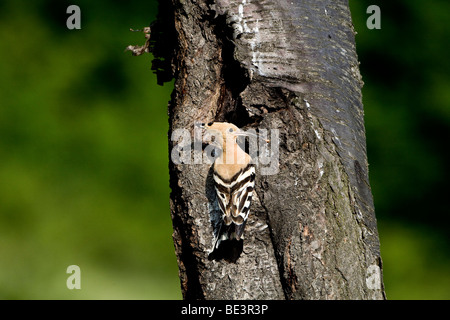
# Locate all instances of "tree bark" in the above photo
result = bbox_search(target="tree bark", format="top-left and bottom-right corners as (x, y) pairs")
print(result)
(151, 0), (386, 299)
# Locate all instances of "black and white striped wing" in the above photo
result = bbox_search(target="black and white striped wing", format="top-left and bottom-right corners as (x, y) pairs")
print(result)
(213, 164), (255, 241)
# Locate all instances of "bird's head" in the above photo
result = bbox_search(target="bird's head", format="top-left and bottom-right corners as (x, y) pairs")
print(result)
(201, 122), (241, 144)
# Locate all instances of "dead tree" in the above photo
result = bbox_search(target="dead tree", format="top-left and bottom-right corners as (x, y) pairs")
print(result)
(146, 0), (386, 299)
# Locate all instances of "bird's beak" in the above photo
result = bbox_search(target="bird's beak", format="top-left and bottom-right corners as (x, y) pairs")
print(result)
(196, 122), (214, 129)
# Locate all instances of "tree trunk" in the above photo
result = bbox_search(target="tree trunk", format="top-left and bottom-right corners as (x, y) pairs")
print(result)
(150, 0), (385, 300)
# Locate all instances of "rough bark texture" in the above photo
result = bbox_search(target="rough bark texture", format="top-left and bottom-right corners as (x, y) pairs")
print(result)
(151, 0), (385, 299)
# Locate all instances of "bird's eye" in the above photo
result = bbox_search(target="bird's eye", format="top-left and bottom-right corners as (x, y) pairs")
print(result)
(228, 128), (234, 133)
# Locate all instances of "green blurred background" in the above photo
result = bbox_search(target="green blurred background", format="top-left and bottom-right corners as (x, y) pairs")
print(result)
(0, 0), (448, 299)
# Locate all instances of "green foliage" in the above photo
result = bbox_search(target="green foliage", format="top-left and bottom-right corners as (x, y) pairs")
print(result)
(0, 0), (180, 299)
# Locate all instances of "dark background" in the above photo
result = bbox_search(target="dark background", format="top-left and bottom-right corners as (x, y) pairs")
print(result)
(350, 0), (450, 299)
(0, 0), (448, 299)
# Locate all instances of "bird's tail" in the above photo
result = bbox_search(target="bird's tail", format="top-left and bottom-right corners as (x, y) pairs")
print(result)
(213, 220), (246, 249)
(209, 221), (245, 262)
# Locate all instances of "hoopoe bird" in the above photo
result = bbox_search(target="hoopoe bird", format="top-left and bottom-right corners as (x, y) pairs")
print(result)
(201, 122), (260, 249)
